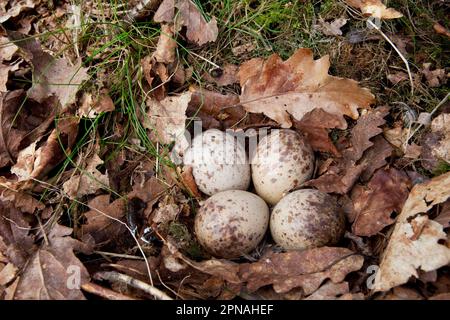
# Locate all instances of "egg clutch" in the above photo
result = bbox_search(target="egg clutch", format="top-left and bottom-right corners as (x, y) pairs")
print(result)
(183, 128), (345, 259)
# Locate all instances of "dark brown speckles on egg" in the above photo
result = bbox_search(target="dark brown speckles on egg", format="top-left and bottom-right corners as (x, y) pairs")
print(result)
(194, 190), (269, 259)
(270, 189), (345, 250)
(251, 129), (314, 205)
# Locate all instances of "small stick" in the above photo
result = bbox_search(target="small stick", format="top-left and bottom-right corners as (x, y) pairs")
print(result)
(81, 282), (138, 300)
(94, 271), (173, 300)
(367, 19), (414, 96)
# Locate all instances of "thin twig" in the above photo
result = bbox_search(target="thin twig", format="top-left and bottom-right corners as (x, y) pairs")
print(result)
(367, 19), (414, 96)
(94, 271), (173, 300)
(81, 282), (138, 300)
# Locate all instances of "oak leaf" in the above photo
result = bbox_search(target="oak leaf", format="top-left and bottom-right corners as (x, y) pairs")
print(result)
(350, 168), (410, 236)
(239, 247), (364, 294)
(345, 0), (403, 19)
(154, 0), (218, 46)
(373, 171), (450, 292)
(238, 48), (374, 128)
(12, 224), (91, 300)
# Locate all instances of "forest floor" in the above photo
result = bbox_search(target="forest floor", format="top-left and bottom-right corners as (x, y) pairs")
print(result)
(0, 0), (449, 300)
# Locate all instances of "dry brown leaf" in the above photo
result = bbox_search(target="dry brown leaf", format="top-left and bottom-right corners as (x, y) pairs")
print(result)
(380, 286), (424, 300)
(202, 64), (239, 86)
(304, 281), (364, 300)
(9, 32), (89, 108)
(63, 153), (110, 199)
(421, 63), (447, 88)
(345, 0), (403, 19)
(11, 115), (78, 183)
(359, 135), (393, 181)
(12, 224), (91, 300)
(0, 36), (18, 61)
(81, 195), (127, 246)
(0, 0), (36, 23)
(239, 247), (364, 294)
(373, 171), (450, 292)
(180, 165), (201, 197)
(238, 48), (374, 129)
(153, 24), (177, 64)
(307, 107), (389, 194)
(314, 18), (348, 36)
(420, 113), (450, 171)
(0, 263), (18, 286)
(434, 200), (450, 228)
(433, 23), (450, 39)
(145, 92), (191, 154)
(293, 108), (341, 155)
(78, 91), (115, 118)
(154, 0), (218, 46)
(387, 71), (409, 85)
(0, 90), (57, 169)
(351, 168), (410, 236)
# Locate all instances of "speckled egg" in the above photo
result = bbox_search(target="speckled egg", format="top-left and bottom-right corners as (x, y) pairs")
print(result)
(194, 190), (269, 258)
(251, 129), (314, 205)
(270, 189), (345, 250)
(184, 129), (250, 195)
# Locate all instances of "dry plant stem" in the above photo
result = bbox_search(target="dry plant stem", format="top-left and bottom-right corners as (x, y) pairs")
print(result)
(366, 19), (414, 96)
(81, 282), (138, 300)
(94, 271), (173, 300)
(94, 251), (145, 260)
(407, 92), (450, 144)
(367, 20), (414, 95)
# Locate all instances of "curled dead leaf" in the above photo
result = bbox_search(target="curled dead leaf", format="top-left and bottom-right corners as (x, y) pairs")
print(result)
(373, 171), (450, 292)
(345, 0), (403, 19)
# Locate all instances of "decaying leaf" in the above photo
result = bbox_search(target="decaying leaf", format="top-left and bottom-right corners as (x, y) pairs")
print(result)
(421, 63), (447, 88)
(0, 0), (36, 23)
(154, 0), (218, 46)
(78, 91), (115, 118)
(420, 113), (450, 171)
(238, 48), (374, 128)
(144, 92), (191, 154)
(81, 195), (127, 246)
(314, 18), (348, 36)
(344, 0), (403, 19)
(63, 153), (110, 199)
(12, 224), (91, 300)
(9, 32), (89, 108)
(350, 168), (410, 236)
(433, 23), (450, 39)
(11, 115), (78, 182)
(307, 107), (389, 194)
(0, 36), (18, 61)
(373, 171), (450, 292)
(239, 247), (364, 294)
(202, 64), (239, 87)
(0, 90), (56, 169)
(153, 24), (177, 64)
(305, 281), (364, 300)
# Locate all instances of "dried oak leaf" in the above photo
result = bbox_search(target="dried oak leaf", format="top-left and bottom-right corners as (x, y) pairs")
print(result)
(420, 113), (450, 171)
(0, 203), (36, 269)
(153, 24), (177, 64)
(239, 247), (364, 294)
(293, 108), (341, 155)
(314, 18), (348, 36)
(351, 168), (410, 236)
(154, 0), (218, 46)
(344, 0), (403, 19)
(238, 48), (374, 129)
(78, 91), (115, 119)
(9, 32), (89, 108)
(0, 0), (36, 23)
(421, 63), (447, 88)
(80, 194), (127, 246)
(0, 90), (56, 168)
(11, 115), (78, 182)
(202, 64), (239, 87)
(188, 86), (266, 129)
(63, 153), (110, 199)
(306, 107), (389, 194)
(359, 135), (393, 181)
(12, 224), (92, 300)
(373, 171), (450, 292)
(145, 92), (191, 154)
